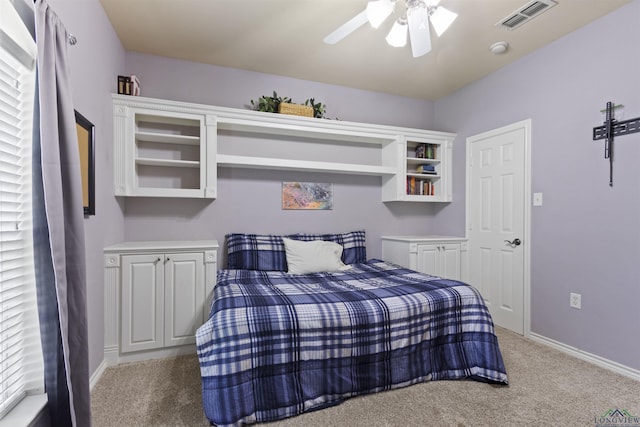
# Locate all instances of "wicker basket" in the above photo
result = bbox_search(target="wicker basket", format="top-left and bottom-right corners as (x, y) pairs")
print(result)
(278, 102), (314, 117)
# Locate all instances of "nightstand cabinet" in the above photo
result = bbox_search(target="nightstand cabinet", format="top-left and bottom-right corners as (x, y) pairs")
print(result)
(381, 236), (468, 281)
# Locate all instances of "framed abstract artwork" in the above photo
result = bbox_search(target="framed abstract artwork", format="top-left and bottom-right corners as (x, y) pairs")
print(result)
(282, 182), (333, 210)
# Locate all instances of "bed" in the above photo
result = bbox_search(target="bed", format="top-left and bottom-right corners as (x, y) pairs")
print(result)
(196, 231), (508, 426)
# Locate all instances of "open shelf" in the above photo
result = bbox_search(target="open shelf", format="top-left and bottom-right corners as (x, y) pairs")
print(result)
(217, 154), (396, 176)
(406, 156), (440, 165)
(216, 117), (397, 146)
(135, 131), (200, 145)
(136, 158), (200, 168)
(382, 137), (453, 202)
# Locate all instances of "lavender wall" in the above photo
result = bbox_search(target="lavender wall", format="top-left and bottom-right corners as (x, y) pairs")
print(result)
(44, 0), (126, 375)
(28, 1), (441, 380)
(434, 0), (640, 370)
(39, 0), (640, 380)
(124, 52), (435, 129)
(122, 53), (444, 259)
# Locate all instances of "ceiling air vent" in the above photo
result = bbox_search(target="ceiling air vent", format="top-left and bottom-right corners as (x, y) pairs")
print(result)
(496, 0), (558, 30)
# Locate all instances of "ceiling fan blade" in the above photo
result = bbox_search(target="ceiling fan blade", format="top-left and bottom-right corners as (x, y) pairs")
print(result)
(407, 4), (431, 57)
(323, 10), (368, 44)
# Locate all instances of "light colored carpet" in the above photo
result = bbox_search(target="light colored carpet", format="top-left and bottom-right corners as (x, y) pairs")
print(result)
(91, 328), (640, 426)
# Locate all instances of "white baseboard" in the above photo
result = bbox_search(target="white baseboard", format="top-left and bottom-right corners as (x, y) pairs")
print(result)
(101, 345), (196, 371)
(114, 345), (196, 365)
(103, 347), (119, 367)
(529, 332), (640, 382)
(89, 360), (108, 391)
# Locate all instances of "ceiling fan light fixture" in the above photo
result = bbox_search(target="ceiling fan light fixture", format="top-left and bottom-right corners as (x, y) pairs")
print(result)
(325, 0), (457, 58)
(386, 18), (408, 47)
(430, 6), (458, 37)
(366, 0), (395, 29)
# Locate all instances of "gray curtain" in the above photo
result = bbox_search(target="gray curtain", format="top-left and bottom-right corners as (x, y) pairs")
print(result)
(32, 1), (91, 425)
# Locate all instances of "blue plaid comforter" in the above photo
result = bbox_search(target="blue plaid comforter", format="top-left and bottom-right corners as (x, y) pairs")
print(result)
(196, 260), (508, 426)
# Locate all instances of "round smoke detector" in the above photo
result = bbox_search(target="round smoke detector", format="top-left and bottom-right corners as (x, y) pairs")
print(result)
(489, 41), (509, 54)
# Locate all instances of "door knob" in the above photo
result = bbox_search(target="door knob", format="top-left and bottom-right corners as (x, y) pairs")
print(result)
(504, 238), (521, 247)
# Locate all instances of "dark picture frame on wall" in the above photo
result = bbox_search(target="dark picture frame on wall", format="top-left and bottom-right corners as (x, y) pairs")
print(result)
(75, 110), (95, 216)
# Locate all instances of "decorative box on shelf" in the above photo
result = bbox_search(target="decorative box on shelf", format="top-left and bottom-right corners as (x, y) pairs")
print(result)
(278, 102), (314, 117)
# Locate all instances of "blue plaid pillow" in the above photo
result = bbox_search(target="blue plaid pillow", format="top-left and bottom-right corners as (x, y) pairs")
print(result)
(226, 233), (288, 271)
(226, 230), (367, 270)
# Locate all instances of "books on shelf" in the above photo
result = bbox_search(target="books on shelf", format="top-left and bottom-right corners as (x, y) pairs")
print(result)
(406, 177), (435, 196)
(415, 164), (436, 174)
(117, 75), (141, 96)
(414, 143), (437, 159)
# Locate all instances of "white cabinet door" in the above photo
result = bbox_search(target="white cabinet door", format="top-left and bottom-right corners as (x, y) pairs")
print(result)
(121, 254), (164, 353)
(440, 244), (461, 280)
(416, 243), (461, 280)
(416, 244), (439, 276)
(164, 252), (204, 347)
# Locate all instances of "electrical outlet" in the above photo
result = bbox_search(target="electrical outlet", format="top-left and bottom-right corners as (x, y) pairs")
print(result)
(569, 293), (581, 309)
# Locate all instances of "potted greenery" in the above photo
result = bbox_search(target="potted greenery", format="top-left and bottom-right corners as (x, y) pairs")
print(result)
(250, 92), (327, 119)
(250, 91), (291, 114)
(304, 98), (326, 119)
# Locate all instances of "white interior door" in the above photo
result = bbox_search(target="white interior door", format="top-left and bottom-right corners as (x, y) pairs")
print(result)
(467, 120), (531, 335)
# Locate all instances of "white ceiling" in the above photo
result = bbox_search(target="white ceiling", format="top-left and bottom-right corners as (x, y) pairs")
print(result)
(99, 0), (631, 101)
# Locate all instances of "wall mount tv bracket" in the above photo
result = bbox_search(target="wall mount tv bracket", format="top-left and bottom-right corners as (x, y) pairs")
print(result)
(592, 101), (640, 186)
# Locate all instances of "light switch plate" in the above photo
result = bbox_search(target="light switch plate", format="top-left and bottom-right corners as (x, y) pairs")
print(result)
(533, 192), (543, 206)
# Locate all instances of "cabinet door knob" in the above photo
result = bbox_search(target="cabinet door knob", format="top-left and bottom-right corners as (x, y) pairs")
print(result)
(166, 257), (170, 261)
(155, 257), (161, 263)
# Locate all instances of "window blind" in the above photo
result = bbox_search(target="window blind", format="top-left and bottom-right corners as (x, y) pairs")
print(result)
(0, 1), (44, 419)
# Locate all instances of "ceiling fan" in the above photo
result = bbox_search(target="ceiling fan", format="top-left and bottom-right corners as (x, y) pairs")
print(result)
(323, 0), (458, 58)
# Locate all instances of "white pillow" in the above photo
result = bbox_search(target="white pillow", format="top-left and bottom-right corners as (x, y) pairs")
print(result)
(282, 238), (350, 274)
